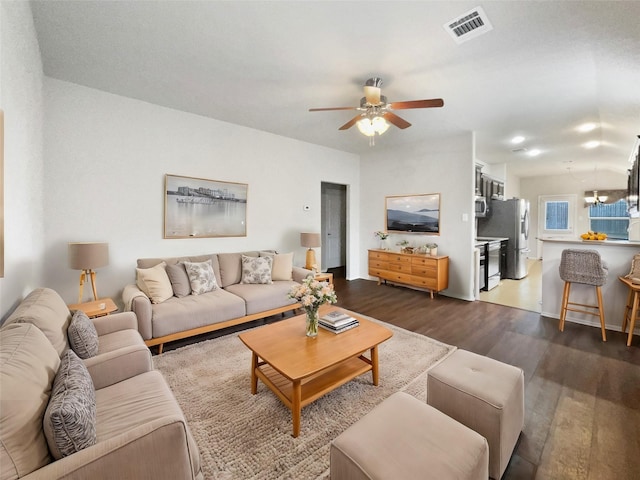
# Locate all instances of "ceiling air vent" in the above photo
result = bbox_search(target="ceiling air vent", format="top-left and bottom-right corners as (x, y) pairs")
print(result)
(444, 6), (493, 44)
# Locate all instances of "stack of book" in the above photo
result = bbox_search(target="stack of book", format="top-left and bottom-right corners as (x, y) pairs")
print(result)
(319, 310), (359, 334)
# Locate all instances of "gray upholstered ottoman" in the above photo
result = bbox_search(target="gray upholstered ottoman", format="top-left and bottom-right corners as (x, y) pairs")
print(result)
(427, 349), (525, 480)
(330, 391), (489, 480)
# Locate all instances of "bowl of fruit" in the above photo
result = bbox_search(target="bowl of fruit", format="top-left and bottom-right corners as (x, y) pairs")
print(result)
(580, 231), (607, 241)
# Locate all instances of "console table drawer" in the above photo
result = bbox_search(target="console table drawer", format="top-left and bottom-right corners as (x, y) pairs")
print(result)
(412, 265), (437, 276)
(384, 272), (413, 284)
(412, 256), (437, 267)
(388, 255), (411, 265)
(388, 263), (412, 274)
(411, 276), (438, 289)
(369, 259), (388, 270)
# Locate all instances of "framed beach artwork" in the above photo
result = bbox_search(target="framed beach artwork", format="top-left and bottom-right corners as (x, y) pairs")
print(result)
(164, 174), (248, 238)
(385, 193), (441, 235)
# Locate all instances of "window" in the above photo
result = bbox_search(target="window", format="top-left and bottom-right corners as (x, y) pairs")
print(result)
(545, 201), (569, 230)
(589, 199), (629, 239)
(538, 194), (576, 238)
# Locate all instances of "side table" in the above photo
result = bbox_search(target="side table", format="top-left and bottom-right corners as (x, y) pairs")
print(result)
(315, 272), (334, 285)
(68, 298), (118, 318)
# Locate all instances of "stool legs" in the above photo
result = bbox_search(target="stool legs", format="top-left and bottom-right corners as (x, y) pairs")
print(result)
(558, 281), (606, 341)
(559, 281), (571, 332)
(596, 286), (606, 342)
(625, 289), (639, 347)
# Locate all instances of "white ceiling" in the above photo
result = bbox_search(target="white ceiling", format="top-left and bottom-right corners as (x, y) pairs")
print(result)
(30, 0), (640, 178)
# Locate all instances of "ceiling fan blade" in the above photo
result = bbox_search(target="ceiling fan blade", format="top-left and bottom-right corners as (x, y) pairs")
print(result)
(309, 106), (358, 112)
(383, 112), (412, 129)
(388, 99), (444, 110)
(339, 115), (362, 130)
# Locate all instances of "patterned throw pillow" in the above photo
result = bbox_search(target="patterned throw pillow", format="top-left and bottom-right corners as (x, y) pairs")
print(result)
(67, 310), (99, 359)
(43, 349), (97, 459)
(240, 255), (273, 284)
(183, 259), (218, 295)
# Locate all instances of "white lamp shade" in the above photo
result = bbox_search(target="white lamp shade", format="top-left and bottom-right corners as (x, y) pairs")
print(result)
(68, 242), (109, 270)
(300, 233), (321, 248)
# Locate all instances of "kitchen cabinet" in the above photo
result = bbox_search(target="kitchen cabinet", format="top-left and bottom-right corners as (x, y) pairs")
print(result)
(475, 165), (505, 200)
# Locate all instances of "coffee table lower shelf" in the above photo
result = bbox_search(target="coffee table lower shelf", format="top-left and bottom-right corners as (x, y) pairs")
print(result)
(254, 354), (374, 437)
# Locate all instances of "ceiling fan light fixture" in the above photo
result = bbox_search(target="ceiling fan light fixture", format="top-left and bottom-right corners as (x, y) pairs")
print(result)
(357, 116), (388, 137)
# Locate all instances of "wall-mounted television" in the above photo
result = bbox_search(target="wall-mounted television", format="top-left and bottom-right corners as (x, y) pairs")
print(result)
(385, 193), (440, 235)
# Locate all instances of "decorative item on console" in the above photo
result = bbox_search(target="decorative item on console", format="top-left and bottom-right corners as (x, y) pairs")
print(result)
(374, 231), (390, 250)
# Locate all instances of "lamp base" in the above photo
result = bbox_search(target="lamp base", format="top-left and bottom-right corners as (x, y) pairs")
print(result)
(305, 249), (317, 271)
(78, 269), (99, 304)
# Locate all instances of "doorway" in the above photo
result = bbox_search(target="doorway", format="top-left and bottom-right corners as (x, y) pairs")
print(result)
(321, 182), (347, 278)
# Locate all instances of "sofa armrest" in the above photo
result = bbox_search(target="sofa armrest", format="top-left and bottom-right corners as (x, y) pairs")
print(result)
(85, 345), (153, 389)
(22, 416), (200, 480)
(292, 266), (314, 283)
(92, 312), (137, 336)
(123, 284), (153, 340)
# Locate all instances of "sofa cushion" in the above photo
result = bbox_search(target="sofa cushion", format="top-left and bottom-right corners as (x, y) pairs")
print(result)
(183, 259), (218, 295)
(225, 281), (298, 315)
(95, 370), (201, 478)
(44, 349), (97, 459)
(218, 251), (259, 287)
(241, 255), (273, 285)
(68, 310), (99, 359)
(136, 262), (173, 304)
(260, 251), (294, 281)
(4, 287), (71, 355)
(0, 323), (61, 479)
(149, 289), (246, 338)
(165, 263), (191, 297)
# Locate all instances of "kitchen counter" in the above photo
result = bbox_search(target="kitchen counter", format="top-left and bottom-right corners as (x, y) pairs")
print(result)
(540, 238), (640, 334)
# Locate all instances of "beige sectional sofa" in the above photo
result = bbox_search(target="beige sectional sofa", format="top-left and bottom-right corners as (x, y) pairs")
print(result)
(0, 288), (202, 480)
(123, 250), (312, 353)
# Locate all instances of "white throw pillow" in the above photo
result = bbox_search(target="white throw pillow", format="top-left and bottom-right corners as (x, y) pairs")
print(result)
(241, 255), (273, 284)
(183, 259), (218, 295)
(136, 262), (173, 304)
(260, 251), (293, 281)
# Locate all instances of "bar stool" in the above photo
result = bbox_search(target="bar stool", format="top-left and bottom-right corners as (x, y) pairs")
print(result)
(618, 276), (639, 346)
(558, 249), (607, 341)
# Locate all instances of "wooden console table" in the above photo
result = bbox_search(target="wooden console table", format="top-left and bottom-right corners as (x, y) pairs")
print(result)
(368, 249), (449, 298)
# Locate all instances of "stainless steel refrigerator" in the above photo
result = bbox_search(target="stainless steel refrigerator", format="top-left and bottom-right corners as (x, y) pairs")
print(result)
(477, 198), (530, 279)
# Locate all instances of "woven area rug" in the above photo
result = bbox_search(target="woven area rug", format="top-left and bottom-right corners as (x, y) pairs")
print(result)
(153, 315), (455, 480)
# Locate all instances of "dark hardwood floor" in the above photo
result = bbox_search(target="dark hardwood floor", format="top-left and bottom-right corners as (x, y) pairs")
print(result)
(333, 277), (640, 480)
(160, 273), (640, 479)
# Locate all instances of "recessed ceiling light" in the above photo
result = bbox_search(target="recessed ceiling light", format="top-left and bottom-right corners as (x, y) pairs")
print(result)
(583, 140), (601, 149)
(577, 123), (598, 133)
(511, 136), (525, 144)
(527, 149), (541, 157)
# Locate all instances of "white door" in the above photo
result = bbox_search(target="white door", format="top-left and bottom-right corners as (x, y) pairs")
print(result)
(537, 194), (577, 258)
(321, 183), (346, 270)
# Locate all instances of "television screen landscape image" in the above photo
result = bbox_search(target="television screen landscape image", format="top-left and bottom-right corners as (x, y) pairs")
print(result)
(385, 193), (440, 234)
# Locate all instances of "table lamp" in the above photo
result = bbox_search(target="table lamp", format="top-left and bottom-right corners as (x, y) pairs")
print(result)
(300, 232), (321, 271)
(68, 242), (109, 303)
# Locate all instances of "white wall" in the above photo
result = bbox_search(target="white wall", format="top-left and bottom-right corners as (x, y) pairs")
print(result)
(521, 170), (627, 258)
(359, 132), (476, 301)
(0, 1), (45, 318)
(42, 79), (360, 306)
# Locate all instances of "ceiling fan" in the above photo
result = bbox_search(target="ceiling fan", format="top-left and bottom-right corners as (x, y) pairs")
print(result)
(309, 77), (444, 144)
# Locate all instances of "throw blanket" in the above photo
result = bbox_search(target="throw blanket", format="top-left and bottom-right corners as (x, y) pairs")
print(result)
(122, 284), (148, 311)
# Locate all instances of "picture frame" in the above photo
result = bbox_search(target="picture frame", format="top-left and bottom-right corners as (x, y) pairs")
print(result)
(385, 193), (440, 235)
(164, 174), (248, 238)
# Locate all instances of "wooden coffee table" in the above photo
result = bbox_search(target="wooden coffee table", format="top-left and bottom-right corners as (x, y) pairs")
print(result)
(238, 305), (393, 437)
